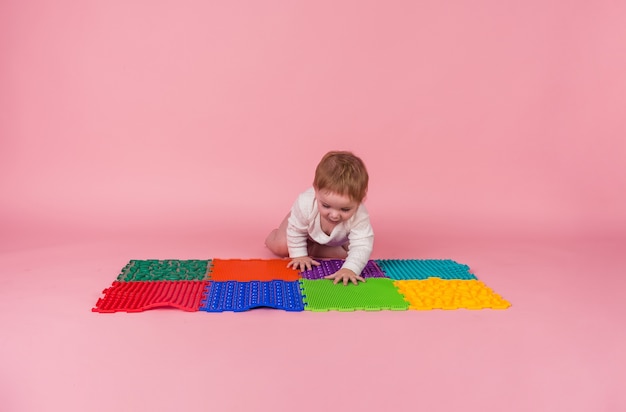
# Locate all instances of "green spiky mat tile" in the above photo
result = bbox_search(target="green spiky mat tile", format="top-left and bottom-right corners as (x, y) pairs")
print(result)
(299, 278), (410, 312)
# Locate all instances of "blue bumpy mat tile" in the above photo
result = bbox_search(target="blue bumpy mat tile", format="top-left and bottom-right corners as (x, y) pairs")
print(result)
(375, 259), (477, 280)
(199, 280), (304, 312)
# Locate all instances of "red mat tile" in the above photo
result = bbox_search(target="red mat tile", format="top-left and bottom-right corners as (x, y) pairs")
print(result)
(92, 281), (209, 313)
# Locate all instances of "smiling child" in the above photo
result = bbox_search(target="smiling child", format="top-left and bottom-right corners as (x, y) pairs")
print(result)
(265, 151), (374, 285)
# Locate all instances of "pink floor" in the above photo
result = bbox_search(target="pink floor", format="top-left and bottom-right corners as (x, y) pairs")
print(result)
(1, 233), (624, 412)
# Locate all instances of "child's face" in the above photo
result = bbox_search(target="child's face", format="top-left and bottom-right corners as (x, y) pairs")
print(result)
(315, 189), (359, 225)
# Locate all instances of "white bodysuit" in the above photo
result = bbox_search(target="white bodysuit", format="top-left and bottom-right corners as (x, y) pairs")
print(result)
(286, 187), (374, 275)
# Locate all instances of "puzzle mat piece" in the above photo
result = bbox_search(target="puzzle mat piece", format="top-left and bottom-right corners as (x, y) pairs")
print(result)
(208, 259), (301, 281)
(394, 279), (511, 310)
(199, 280), (304, 312)
(117, 260), (210, 281)
(375, 259), (476, 280)
(300, 278), (409, 312)
(93, 281), (209, 313)
(300, 260), (387, 280)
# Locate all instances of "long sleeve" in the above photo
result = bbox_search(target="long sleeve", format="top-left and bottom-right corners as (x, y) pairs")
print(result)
(286, 189), (315, 258)
(284, 188), (375, 274)
(341, 205), (374, 275)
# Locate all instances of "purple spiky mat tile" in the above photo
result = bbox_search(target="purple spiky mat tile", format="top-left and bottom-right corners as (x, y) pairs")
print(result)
(92, 281), (209, 313)
(199, 280), (304, 312)
(300, 260), (386, 280)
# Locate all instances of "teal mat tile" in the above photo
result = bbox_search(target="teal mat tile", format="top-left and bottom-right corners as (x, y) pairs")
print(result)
(375, 259), (476, 280)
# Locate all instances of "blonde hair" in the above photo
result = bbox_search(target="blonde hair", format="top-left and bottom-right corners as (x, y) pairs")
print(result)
(313, 151), (369, 202)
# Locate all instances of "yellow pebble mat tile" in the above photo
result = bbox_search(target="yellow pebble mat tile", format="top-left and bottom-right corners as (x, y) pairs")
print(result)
(394, 278), (511, 310)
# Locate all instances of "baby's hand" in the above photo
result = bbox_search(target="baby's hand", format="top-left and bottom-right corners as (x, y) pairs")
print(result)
(287, 256), (320, 271)
(324, 268), (365, 286)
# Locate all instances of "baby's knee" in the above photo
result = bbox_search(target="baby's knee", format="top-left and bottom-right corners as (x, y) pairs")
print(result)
(265, 231), (289, 257)
(268, 243), (289, 257)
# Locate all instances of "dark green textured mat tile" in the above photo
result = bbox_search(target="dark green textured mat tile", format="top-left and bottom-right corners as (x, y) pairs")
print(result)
(117, 259), (211, 281)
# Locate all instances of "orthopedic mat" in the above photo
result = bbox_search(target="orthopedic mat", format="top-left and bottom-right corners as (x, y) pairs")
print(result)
(93, 259), (510, 313)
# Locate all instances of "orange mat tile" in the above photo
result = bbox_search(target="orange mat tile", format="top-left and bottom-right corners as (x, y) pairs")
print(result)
(208, 259), (301, 281)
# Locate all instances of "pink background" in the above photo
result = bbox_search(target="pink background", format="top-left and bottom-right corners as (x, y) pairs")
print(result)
(1, 1), (625, 411)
